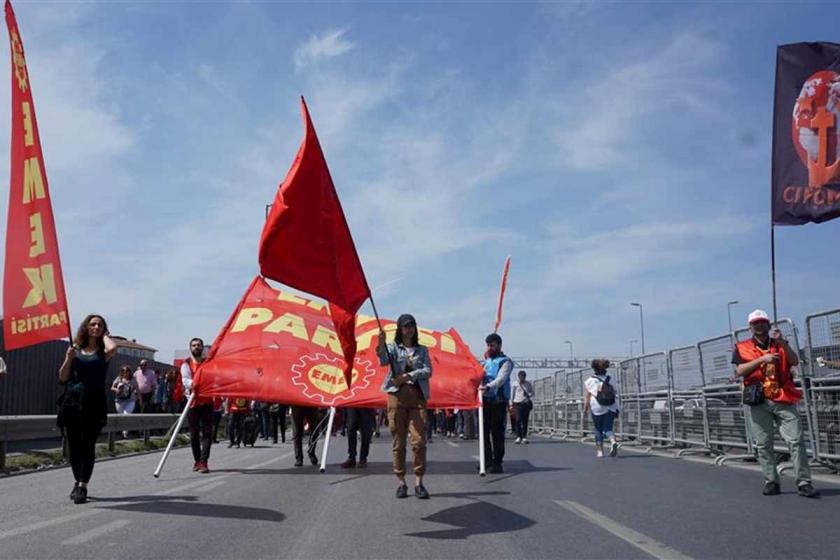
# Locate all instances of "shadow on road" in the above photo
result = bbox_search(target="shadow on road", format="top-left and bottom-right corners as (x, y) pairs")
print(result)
(96, 499), (285, 522)
(405, 500), (535, 540)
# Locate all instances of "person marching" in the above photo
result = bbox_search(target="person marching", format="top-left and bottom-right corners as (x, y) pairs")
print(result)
(583, 359), (620, 458)
(291, 405), (325, 467)
(227, 397), (252, 448)
(180, 337), (214, 473)
(511, 370), (534, 444)
(733, 309), (818, 498)
(58, 314), (118, 504)
(480, 333), (513, 473)
(341, 407), (375, 468)
(111, 365), (138, 438)
(377, 314), (433, 499)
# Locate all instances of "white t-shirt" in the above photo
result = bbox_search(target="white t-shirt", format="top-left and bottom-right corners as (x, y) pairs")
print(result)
(585, 374), (620, 416)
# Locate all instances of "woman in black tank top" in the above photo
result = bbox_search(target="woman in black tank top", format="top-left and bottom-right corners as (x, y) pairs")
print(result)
(58, 314), (117, 504)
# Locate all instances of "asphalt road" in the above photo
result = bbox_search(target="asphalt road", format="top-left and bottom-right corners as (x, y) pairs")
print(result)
(0, 432), (838, 560)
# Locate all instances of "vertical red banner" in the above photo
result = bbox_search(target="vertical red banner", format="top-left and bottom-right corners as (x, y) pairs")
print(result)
(3, 1), (70, 350)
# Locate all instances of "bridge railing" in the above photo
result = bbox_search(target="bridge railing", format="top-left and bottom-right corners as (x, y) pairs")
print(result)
(528, 311), (840, 468)
(0, 413), (186, 471)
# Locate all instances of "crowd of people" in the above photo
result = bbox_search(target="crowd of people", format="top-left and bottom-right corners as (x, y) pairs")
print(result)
(55, 307), (819, 505)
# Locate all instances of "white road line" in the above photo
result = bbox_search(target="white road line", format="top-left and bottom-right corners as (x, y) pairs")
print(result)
(555, 500), (693, 560)
(0, 510), (100, 541)
(153, 476), (229, 496)
(61, 519), (131, 545)
(247, 451), (293, 470)
(193, 479), (228, 493)
(446, 441), (459, 448)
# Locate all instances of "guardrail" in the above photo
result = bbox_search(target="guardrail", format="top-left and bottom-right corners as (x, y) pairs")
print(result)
(527, 313), (840, 470)
(0, 413), (184, 471)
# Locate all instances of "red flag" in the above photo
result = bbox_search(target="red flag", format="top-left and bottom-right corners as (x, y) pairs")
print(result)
(2, 1), (71, 350)
(494, 256), (511, 333)
(258, 98), (371, 388)
(193, 276), (482, 409)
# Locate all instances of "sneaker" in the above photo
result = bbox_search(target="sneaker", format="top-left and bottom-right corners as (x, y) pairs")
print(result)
(308, 451), (319, 466)
(70, 482), (79, 500)
(522, 438), (529, 444)
(340, 458), (356, 469)
(489, 464), (504, 474)
(73, 486), (87, 504)
(396, 484), (408, 499)
(514, 437), (522, 444)
(609, 441), (619, 457)
(415, 485), (430, 499)
(228, 443), (234, 448)
(198, 462), (210, 474)
(192, 462), (200, 472)
(596, 449), (604, 458)
(763, 481), (781, 495)
(294, 458), (303, 467)
(797, 483), (820, 498)
(358, 459), (368, 468)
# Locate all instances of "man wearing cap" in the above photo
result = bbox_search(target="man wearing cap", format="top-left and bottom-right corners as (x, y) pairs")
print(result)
(732, 309), (819, 498)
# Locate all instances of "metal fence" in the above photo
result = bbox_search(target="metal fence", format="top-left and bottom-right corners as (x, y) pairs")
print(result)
(527, 312), (840, 468)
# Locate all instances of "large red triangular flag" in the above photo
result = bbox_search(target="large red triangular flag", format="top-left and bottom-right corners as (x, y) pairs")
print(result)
(258, 97), (371, 387)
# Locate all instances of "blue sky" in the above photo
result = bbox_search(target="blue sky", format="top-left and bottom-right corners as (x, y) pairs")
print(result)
(1, 0), (838, 363)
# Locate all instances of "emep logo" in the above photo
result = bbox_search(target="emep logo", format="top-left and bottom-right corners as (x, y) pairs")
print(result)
(290, 353), (376, 406)
(792, 70), (840, 187)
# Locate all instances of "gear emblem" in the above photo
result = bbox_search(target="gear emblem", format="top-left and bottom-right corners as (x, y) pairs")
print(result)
(290, 353), (376, 406)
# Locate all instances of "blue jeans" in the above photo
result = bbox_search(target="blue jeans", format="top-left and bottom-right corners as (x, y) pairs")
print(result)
(592, 411), (615, 444)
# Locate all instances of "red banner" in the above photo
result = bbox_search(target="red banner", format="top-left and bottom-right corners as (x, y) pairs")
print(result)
(2, 1), (70, 350)
(193, 276), (482, 409)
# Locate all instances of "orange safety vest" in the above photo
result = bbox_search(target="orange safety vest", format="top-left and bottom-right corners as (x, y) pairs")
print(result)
(736, 338), (801, 404)
(183, 357), (213, 407)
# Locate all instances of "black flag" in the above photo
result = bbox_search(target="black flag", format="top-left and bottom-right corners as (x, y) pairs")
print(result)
(772, 42), (840, 225)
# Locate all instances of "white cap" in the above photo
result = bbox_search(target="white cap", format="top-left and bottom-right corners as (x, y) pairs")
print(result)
(748, 309), (770, 324)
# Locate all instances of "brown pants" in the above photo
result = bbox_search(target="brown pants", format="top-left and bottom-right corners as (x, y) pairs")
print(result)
(387, 385), (427, 477)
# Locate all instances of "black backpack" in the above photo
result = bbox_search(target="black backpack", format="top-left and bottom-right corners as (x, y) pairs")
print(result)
(594, 375), (616, 406)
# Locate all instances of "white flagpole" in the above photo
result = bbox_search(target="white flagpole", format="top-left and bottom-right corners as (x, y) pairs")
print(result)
(319, 406), (337, 473)
(153, 393), (194, 478)
(478, 390), (486, 477)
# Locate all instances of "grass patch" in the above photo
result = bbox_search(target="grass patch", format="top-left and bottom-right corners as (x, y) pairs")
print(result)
(3, 433), (190, 475)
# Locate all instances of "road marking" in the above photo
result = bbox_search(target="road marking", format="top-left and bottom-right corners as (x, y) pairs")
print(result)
(0, 510), (100, 541)
(193, 479), (228, 493)
(61, 519), (130, 545)
(555, 500), (693, 560)
(446, 441), (459, 448)
(247, 451), (293, 470)
(153, 476), (229, 496)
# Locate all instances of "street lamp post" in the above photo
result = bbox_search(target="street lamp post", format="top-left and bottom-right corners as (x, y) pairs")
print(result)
(727, 300), (739, 333)
(564, 340), (574, 365)
(631, 303), (645, 356)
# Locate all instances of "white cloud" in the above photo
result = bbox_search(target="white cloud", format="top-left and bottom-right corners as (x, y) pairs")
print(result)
(294, 28), (355, 70)
(554, 34), (728, 171)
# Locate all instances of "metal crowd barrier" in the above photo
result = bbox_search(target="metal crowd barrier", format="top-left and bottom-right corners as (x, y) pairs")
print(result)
(806, 309), (840, 463)
(524, 313), (840, 471)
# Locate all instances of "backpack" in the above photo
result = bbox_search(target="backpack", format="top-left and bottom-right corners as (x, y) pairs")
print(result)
(116, 381), (133, 400)
(594, 375), (616, 406)
(57, 376), (85, 428)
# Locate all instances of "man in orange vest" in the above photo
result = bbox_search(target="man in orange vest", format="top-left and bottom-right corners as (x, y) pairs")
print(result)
(180, 337), (214, 474)
(732, 310), (818, 498)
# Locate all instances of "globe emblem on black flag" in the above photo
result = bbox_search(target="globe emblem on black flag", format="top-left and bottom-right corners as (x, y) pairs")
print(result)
(792, 70), (840, 188)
